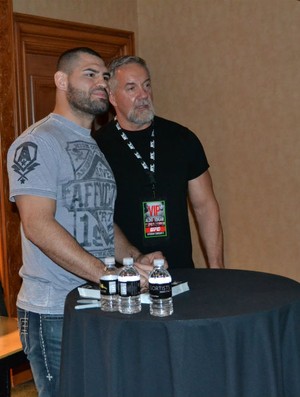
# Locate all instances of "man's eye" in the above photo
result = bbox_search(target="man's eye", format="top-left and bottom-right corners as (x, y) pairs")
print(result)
(86, 72), (95, 78)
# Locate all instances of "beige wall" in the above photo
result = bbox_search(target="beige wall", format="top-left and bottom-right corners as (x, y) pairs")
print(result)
(137, 0), (300, 279)
(13, 0), (138, 31)
(13, 0), (300, 281)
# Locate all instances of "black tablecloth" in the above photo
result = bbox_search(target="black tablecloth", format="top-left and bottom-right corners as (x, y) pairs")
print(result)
(59, 269), (300, 397)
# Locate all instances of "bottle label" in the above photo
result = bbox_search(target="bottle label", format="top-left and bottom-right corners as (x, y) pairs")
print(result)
(149, 282), (172, 299)
(118, 280), (140, 297)
(100, 277), (118, 296)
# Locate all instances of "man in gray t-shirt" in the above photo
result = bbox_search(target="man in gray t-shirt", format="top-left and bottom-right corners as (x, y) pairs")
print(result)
(8, 113), (116, 315)
(7, 47), (164, 397)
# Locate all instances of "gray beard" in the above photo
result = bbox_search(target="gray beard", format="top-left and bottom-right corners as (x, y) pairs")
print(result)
(127, 103), (155, 126)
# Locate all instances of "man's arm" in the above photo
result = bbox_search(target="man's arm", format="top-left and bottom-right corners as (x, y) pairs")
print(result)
(15, 195), (106, 282)
(16, 195), (164, 287)
(113, 223), (142, 265)
(188, 170), (224, 268)
(114, 223), (166, 287)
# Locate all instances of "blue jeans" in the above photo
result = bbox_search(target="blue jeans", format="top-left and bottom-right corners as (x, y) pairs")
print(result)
(17, 308), (63, 397)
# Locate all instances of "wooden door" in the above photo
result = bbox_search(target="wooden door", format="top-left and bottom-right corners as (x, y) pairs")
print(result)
(0, 12), (134, 316)
(14, 12), (134, 133)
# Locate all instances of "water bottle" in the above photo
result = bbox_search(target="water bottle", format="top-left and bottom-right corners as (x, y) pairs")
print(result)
(118, 257), (141, 314)
(100, 257), (118, 312)
(149, 259), (173, 317)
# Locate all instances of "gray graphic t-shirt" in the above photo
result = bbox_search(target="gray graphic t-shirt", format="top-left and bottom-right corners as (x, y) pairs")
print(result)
(7, 114), (116, 314)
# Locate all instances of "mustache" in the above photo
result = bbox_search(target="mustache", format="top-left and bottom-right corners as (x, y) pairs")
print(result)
(135, 99), (153, 107)
(91, 87), (109, 98)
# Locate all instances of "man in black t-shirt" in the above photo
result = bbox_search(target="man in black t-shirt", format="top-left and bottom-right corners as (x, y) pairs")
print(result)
(94, 56), (224, 269)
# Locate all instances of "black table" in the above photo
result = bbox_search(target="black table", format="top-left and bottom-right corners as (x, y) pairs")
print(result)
(59, 269), (300, 397)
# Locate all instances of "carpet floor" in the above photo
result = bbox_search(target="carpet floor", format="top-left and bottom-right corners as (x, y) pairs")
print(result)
(11, 380), (37, 397)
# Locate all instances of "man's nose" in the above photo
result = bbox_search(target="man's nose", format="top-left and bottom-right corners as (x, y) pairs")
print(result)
(137, 85), (150, 98)
(95, 76), (109, 89)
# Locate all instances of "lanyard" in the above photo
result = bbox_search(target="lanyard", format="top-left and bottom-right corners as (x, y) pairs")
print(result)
(115, 120), (156, 197)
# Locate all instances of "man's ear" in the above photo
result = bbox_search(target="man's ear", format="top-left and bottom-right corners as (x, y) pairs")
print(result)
(109, 91), (117, 108)
(54, 71), (68, 91)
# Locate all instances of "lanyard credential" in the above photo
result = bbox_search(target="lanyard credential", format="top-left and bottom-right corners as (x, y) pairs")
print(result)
(115, 120), (156, 198)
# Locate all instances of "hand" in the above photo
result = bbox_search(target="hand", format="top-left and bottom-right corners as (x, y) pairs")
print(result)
(134, 251), (168, 291)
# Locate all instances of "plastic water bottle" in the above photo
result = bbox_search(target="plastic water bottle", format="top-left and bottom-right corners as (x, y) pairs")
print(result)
(149, 259), (173, 317)
(118, 257), (141, 314)
(100, 257), (118, 312)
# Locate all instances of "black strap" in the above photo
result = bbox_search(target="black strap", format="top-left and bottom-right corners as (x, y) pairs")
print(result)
(115, 120), (156, 197)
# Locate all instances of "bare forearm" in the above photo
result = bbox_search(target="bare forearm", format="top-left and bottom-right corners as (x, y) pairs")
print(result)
(195, 203), (224, 268)
(114, 223), (141, 263)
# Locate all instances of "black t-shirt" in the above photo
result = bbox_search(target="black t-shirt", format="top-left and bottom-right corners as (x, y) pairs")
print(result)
(94, 116), (209, 268)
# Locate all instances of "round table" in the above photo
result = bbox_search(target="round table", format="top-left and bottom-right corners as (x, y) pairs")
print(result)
(59, 269), (300, 397)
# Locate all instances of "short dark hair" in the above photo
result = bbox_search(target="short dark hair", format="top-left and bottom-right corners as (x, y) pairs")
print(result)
(108, 55), (150, 79)
(57, 47), (103, 73)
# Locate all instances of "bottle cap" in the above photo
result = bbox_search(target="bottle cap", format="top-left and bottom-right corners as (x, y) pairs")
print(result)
(104, 257), (115, 266)
(123, 257), (134, 266)
(153, 259), (164, 267)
